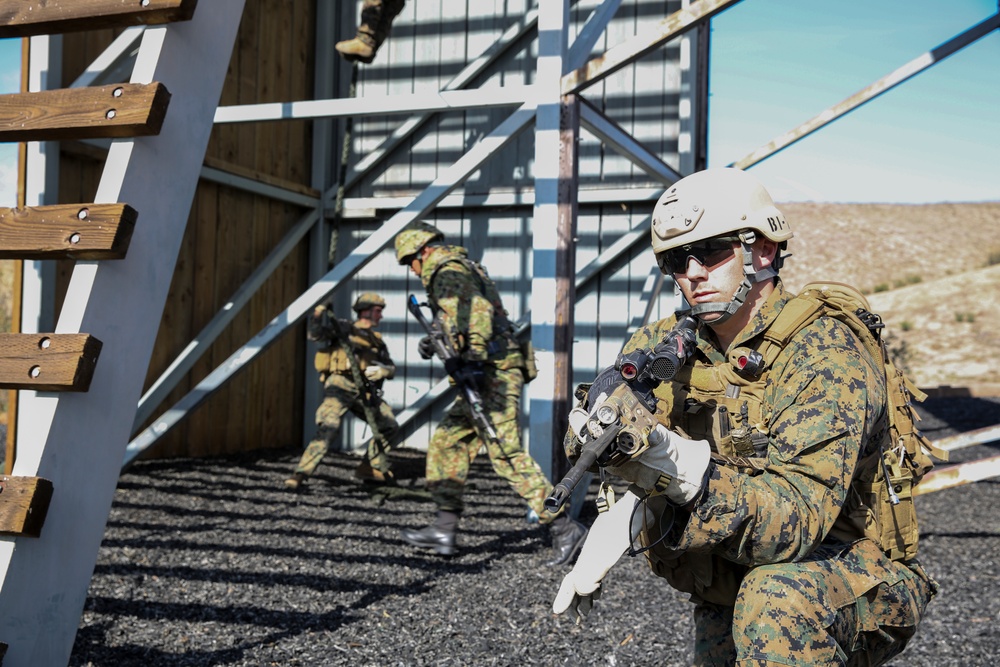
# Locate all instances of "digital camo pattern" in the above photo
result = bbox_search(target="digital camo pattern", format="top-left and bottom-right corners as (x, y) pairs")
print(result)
(418, 244), (555, 522)
(613, 281), (936, 664)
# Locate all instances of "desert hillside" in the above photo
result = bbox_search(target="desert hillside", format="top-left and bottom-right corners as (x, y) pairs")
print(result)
(779, 202), (1000, 394)
(1, 203), (998, 401)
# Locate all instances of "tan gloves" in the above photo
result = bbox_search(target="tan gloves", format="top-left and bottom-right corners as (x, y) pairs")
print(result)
(552, 489), (645, 623)
(363, 362), (394, 382)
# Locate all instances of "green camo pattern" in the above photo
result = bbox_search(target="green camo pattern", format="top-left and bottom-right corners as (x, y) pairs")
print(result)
(418, 244), (556, 522)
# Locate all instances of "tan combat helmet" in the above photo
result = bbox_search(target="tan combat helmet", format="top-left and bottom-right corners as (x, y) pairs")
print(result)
(353, 292), (386, 313)
(651, 168), (793, 323)
(394, 221), (444, 265)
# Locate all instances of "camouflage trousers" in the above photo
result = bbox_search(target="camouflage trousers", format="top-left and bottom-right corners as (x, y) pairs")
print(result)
(691, 539), (937, 666)
(294, 374), (399, 476)
(425, 365), (559, 524)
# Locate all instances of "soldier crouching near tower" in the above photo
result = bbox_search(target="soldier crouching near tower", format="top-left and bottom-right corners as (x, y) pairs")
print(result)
(285, 293), (399, 490)
(553, 168), (938, 665)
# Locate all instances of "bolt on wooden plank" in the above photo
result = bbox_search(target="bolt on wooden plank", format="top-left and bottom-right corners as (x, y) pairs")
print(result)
(0, 83), (171, 143)
(0, 0), (198, 38)
(0, 334), (103, 392)
(0, 203), (137, 260)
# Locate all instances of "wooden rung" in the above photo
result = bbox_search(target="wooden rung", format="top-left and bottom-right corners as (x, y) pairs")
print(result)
(0, 477), (53, 538)
(0, 0), (198, 38)
(0, 83), (171, 143)
(0, 334), (103, 392)
(0, 204), (137, 260)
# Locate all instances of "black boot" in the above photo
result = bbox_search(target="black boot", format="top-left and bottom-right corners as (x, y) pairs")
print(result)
(401, 510), (458, 556)
(545, 513), (588, 566)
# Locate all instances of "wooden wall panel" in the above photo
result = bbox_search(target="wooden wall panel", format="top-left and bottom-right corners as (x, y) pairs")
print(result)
(56, 0), (314, 460)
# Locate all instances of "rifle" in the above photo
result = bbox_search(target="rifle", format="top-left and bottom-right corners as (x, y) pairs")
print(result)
(406, 294), (500, 446)
(544, 315), (699, 512)
(320, 308), (390, 454)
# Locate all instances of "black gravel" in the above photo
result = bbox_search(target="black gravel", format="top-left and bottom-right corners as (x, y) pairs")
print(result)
(70, 397), (1000, 666)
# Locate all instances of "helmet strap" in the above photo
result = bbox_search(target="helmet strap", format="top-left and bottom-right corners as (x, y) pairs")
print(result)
(688, 232), (772, 324)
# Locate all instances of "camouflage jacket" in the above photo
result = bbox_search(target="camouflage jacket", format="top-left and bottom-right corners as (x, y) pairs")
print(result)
(622, 281), (887, 603)
(309, 310), (394, 379)
(420, 244), (523, 369)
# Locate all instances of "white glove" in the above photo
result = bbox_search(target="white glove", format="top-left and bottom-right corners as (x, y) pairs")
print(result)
(606, 424), (711, 505)
(363, 363), (393, 382)
(553, 490), (644, 623)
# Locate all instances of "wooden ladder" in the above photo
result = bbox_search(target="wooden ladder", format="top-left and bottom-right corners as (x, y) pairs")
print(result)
(0, 1), (245, 663)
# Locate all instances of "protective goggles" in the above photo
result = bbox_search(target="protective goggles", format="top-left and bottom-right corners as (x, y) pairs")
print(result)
(657, 236), (740, 275)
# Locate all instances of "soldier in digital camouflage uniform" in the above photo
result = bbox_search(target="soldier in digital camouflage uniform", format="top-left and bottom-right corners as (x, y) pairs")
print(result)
(285, 293), (399, 490)
(393, 221), (588, 565)
(553, 168), (937, 665)
(335, 0), (406, 65)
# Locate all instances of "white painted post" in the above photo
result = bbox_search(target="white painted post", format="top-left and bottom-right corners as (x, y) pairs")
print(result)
(0, 3), (247, 664)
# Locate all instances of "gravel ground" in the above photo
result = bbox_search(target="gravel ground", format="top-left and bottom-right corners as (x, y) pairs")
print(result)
(70, 397), (1000, 666)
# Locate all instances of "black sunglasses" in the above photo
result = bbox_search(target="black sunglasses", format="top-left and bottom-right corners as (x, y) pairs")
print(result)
(658, 236), (740, 275)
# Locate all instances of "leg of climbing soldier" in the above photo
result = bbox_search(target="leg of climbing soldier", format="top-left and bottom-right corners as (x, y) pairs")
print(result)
(732, 540), (936, 667)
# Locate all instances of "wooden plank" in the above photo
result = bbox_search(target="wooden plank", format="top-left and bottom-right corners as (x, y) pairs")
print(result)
(0, 476), (53, 537)
(0, 203), (137, 260)
(0, 0), (198, 38)
(0, 82), (171, 143)
(0, 334), (102, 392)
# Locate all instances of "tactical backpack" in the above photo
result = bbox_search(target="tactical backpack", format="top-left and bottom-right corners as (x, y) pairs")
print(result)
(758, 281), (944, 561)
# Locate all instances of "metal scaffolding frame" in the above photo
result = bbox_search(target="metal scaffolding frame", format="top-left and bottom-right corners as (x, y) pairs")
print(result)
(113, 0), (1000, 482)
(6, 1), (999, 660)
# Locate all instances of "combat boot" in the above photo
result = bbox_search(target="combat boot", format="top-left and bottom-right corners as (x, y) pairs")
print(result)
(284, 472), (307, 490)
(354, 457), (396, 485)
(401, 510), (459, 556)
(544, 513), (588, 566)
(335, 26), (378, 64)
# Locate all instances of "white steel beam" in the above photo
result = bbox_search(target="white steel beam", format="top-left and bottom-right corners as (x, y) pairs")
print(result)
(913, 455), (1000, 496)
(561, 0), (744, 94)
(732, 12), (1000, 170)
(69, 25), (144, 88)
(579, 97), (682, 185)
(0, 2), (247, 664)
(566, 0), (623, 71)
(214, 85), (537, 124)
(529, 0), (573, 482)
(341, 186), (664, 212)
(124, 103), (538, 464)
(345, 8), (540, 191)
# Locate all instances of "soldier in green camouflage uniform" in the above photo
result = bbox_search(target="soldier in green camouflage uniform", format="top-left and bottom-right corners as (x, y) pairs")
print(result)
(394, 222), (588, 565)
(335, 0), (406, 65)
(285, 293), (399, 490)
(553, 168), (937, 665)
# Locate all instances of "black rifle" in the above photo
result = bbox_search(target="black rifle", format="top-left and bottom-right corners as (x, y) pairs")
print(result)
(544, 315), (699, 512)
(407, 294), (500, 446)
(320, 308), (389, 453)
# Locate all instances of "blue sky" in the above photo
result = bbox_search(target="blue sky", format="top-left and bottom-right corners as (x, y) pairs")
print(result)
(709, 0), (1000, 203)
(1, 1), (998, 205)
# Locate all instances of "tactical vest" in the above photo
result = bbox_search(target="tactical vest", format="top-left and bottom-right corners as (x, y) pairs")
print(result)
(641, 283), (939, 602)
(428, 254), (536, 379)
(313, 320), (387, 378)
